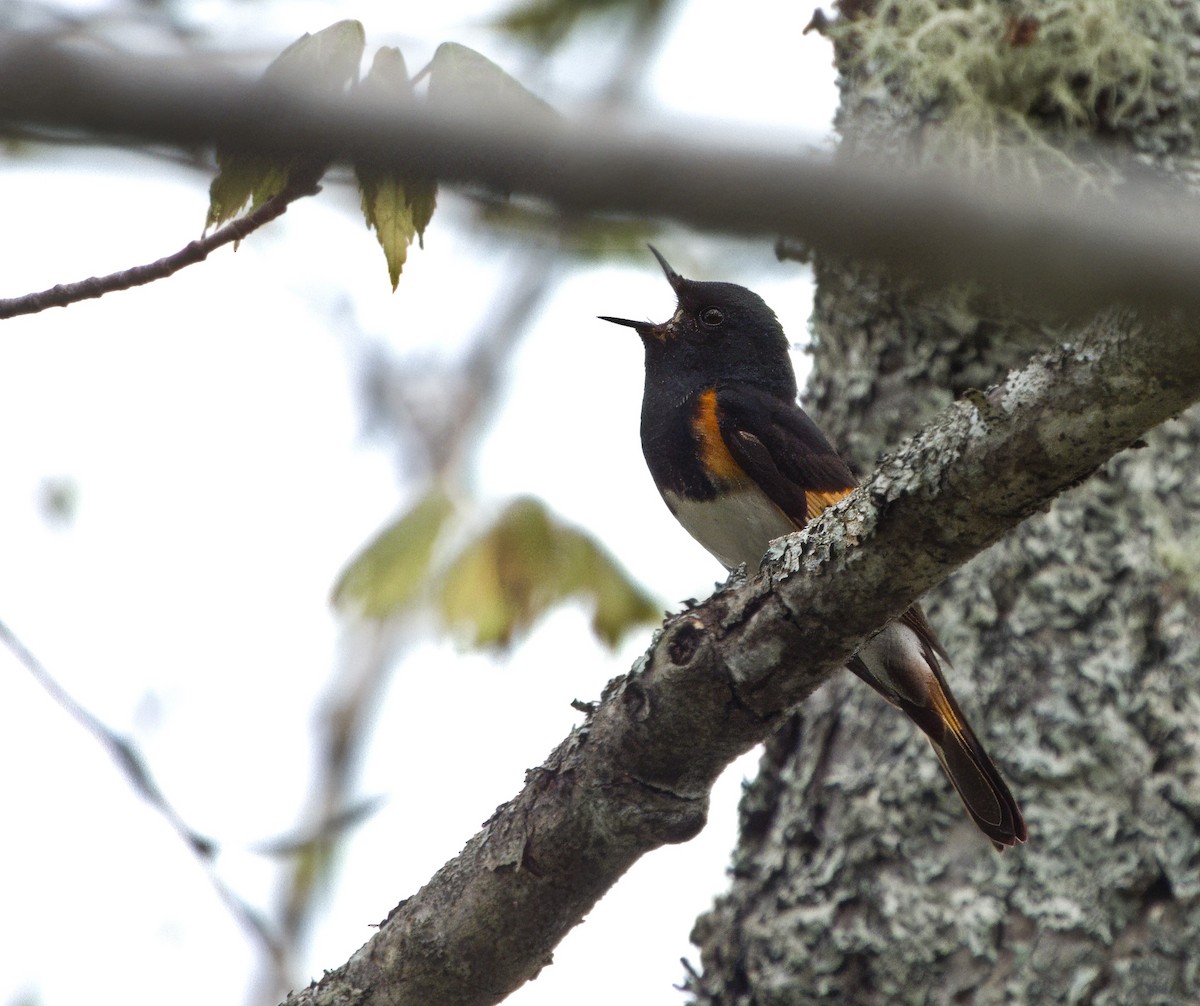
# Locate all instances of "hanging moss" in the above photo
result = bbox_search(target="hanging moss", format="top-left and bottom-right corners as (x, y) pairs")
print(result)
(826, 0), (1192, 182)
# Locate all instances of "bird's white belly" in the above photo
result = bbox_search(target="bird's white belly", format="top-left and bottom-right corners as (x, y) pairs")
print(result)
(663, 486), (797, 571)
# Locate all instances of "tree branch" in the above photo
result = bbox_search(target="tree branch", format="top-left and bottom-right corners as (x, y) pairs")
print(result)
(4, 34), (1200, 320)
(0, 615), (287, 967)
(280, 307), (1194, 1006)
(0, 172), (320, 320)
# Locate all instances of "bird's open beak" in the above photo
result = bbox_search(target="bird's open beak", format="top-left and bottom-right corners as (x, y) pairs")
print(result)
(598, 314), (671, 341)
(598, 315), (645, 331)
(646, 244), (685, 293)
(598, 245), (684, 338)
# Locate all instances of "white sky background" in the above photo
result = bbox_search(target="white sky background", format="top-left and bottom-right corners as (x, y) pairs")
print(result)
(0, 1), (837, 1004)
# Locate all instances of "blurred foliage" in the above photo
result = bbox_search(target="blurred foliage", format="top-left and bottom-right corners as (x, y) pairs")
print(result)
(473, 199), (659, 259)
(496, 0), (672, 49)
(333, 492), (660, 651)
(207, 20), (366, 230)
(438, 496), (660, 650)
(426, 42), (560, 124)
(38, 477), (79, 526)
(355, 48), (438, 290)
(331, 487), (454, 619)
(208, 23), (666, 652)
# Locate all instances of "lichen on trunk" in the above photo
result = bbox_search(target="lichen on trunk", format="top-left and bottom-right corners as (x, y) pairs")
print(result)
(688, 1), (1200, 1002)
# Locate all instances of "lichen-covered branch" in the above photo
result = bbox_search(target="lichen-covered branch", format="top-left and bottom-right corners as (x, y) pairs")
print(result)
(285, 309), (1196, 1006)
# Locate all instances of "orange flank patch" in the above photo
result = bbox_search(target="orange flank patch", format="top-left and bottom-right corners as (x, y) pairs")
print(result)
(692, 388), (749, 484)
(804, 487), (853, 521)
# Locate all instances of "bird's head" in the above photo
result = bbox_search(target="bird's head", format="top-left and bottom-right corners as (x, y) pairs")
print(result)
(600, 246), (796, 398)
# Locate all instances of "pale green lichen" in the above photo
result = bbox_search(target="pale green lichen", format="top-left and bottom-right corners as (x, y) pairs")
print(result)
(1153, 522), (1200, 599)
(827, 0), (1191, 184)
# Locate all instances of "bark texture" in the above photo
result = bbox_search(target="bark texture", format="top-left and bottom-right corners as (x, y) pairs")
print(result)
(690, 2), (1200, 1003)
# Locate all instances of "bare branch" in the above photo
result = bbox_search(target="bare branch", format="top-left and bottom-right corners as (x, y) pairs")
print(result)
(278, 307), (1197, 1006)
(4, 35), (1200, 321)
(0, 615), (288, 968)
(0, 172), (320, 320)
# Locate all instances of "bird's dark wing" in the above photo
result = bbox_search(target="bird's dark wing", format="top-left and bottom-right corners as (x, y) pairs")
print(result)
(715, 386), (1026, 848)
(713, 383), (859, 528)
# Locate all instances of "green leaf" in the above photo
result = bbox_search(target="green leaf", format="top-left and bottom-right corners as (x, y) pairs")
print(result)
(495, 0), (668, 49)
(207, 158), (291, 231)
(438, 497), (660, 650)
(357, 173), (414, 290)
(557, 528), (665, 648)
(408, 177), (438, 246)
(354, 47), (439, 289)
(331, 488), (454, 619)
(266, 19), (367, 90)
(205, 20), (366, 231)
(426, 43), (559, 124)
(474, 201), (658, 259)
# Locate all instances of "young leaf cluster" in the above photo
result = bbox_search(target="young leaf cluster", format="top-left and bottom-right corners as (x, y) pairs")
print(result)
(204, 25), (553, 289)
(352, 47), (438, 290)
(207, 21), (367, 230)
(331, 491), (660, 650)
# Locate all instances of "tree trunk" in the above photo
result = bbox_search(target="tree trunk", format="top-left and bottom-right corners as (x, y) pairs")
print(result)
(690, 2), (1200, 1002)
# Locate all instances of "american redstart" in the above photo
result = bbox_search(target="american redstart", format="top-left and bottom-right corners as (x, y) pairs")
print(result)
(601, 247), (1026, 850)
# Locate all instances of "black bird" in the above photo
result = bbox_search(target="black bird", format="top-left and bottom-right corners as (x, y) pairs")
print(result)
(601, 247), (1026, 849)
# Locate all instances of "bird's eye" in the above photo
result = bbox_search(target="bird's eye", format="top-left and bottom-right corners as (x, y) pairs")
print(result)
(699, 307), (724, 327)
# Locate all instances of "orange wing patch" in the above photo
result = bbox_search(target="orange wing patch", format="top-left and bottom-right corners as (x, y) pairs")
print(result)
(805, 487), (854, 521)
(692, 388), (749, 484)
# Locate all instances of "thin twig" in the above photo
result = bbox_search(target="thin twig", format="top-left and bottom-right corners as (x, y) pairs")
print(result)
(0, 615), (288, 969)
(0, 174), (320, 320)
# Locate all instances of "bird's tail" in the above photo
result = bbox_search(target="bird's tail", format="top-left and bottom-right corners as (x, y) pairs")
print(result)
(924, 699), (1027, 851)
(850, 610), (1027, 850)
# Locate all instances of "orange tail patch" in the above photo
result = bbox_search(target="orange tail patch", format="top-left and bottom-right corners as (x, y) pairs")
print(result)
(929, 680), (967, 741)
